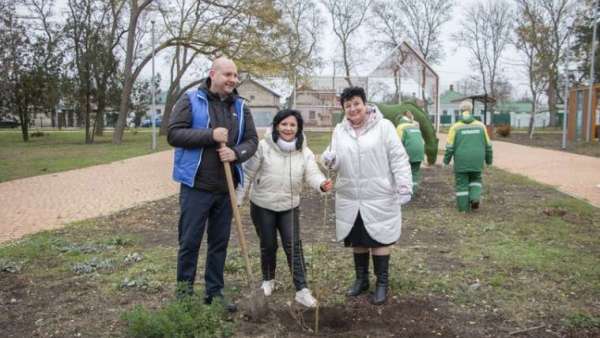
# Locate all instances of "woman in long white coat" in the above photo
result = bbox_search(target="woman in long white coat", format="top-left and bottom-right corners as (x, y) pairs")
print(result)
(237, 109), (333, 308)
(322, 87), (412, 305)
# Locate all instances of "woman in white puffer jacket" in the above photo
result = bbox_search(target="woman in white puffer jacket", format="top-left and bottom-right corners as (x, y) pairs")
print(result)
(237, 109), (332, 308)
(322, 86), (412, 305)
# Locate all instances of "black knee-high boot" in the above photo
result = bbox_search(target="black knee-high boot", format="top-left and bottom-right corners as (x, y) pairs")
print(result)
(370, 255), (389, 305)
(347, 252), (370, 296)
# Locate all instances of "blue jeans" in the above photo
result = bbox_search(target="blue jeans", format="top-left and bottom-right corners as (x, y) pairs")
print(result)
(176, 184), (232, 297)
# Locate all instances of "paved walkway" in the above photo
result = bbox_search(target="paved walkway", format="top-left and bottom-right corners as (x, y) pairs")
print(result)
(1, 136), (599, 244)
(437, 133), (600, 208)
(0, 151), (178, 243)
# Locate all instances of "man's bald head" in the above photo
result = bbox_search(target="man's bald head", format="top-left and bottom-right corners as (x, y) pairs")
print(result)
(211, 57), (236, 72)
(208, 57), (239, 97)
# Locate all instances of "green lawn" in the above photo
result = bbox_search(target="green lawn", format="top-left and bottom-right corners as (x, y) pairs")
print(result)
(0, 130), (171, 182)
(305, 131), (332, 153)
(0, 130), (331, 183)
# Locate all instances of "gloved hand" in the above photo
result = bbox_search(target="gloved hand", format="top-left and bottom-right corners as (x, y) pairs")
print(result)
(399, 194), (411, 205)
(321, 150), (336, 169)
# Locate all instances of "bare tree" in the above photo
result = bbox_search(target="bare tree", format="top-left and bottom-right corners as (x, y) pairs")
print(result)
(113, 0), (304, 144)
(369, 1), (404, 50)
(515, 0), (551, 137)
(572, 0), (599, 84)
(372, 0), (452, 64)
(321, 0), (372, 86)
(91, 0), (126, 136)
(370, 0), (452, 102)
(2, 0), (63, 141)
(453, 0), (512, 124)
(112, 0), (154, 144)
(454, 75), (482, 96)
(518, 0), (575, 127)
(276, 0), (323, 79)
(22, 0), (64, 129)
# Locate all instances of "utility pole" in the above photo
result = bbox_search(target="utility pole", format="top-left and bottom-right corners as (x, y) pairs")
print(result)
(562, 51), (571, 149)
(151, 20), (157, 150)
(586, 0), (598, 142)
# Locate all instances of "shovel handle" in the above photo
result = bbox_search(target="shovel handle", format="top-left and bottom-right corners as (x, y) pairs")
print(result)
(221, 143), (254, 281)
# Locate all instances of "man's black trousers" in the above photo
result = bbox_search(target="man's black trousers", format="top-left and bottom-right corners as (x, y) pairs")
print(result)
(176, 184), (232, 297)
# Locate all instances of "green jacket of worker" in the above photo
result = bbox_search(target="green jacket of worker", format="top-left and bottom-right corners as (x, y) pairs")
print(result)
(443, 112), (493, 171)
(396, 116), (425, 163)
(443, 108), (493, 212)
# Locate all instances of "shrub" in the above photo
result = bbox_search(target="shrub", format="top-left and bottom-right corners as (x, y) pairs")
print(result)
(122, 295), (233, 338)
(495, 124), (511, 137)
(30, 131), (45, 137)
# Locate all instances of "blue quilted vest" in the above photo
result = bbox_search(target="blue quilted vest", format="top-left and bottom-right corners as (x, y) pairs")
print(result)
(172, 89), (245, 188)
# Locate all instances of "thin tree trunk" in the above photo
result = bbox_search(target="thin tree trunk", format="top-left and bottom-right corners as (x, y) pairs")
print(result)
(528, 99), (536, 139)
(84, 92), (91, 144)
(114, 0), (153, 144)
(342, 41), (353, 87)
(19, 108), (30, 142)
(547, 75), (558, 127)
(159, 97), (175, 136)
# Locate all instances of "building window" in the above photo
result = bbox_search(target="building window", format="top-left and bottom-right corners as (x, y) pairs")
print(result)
(250, 95), (255, 101)
(309, 110), (316, 119)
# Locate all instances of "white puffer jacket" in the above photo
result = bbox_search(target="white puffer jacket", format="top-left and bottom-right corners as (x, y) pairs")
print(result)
(238, 131), (327, 212)
(325, 105), (412, 244)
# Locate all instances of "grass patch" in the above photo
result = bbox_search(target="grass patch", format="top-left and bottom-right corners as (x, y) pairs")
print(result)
(122, 295), (234, 338)
(0, 230), (67, 263)
(563, 313), (600, 329)
(0, 130), (331, 182)
(305, 131), (331, 154)
(0, 130), (171, 182)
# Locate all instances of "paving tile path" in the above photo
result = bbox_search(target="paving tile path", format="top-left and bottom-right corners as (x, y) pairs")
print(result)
(1, 134), (599, 243)
(0, 151), (178, 243)
(437, 133), (600, 208)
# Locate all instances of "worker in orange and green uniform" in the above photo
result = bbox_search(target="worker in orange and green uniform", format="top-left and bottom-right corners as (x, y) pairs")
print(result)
(396, 112), (425, 194)
(443, 101), (492, 212)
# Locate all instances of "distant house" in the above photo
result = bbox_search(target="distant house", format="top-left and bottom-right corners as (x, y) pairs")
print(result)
(237, 77), (281, 127)
(440, 85), (467, 125)
(439, 85), (486, 125)
(438, 85), (564, 128)
(288, 76), (366, 127)
(291, 85), (342, 127)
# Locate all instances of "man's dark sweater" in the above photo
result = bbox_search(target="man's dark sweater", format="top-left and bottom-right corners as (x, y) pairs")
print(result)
(167, 78), (258, 192)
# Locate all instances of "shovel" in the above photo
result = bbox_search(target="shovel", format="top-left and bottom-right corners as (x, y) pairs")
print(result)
(221, 143), (268, 320)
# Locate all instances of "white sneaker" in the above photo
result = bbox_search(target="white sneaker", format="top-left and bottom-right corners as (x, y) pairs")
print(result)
(261, 280), (275, 296)
(295, 288), (317, 308)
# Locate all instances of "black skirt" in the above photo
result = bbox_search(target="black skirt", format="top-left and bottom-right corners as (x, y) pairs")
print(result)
(343, 213), (392, 248)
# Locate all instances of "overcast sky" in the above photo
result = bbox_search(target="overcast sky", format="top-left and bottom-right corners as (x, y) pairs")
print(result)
(314, 0), (530, 98)
(48, 0), (532, 99)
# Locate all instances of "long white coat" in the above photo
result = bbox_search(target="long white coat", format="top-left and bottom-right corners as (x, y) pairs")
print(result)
(326, 106), (412, 244)
(239, 132), (326, 212)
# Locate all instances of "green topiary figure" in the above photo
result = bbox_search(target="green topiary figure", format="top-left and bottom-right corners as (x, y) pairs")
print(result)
(376, 102), (439, 165)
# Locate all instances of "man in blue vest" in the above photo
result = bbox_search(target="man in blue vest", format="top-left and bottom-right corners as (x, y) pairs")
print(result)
(168, 57), (258, 312)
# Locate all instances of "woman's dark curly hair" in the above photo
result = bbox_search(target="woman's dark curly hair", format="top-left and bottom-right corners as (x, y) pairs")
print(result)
(340, 86), (366, 107)
(271, 109), (304, 150)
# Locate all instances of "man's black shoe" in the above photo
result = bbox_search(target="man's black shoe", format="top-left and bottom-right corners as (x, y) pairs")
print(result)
(471, 201), (480, 210)
(204, 294), (237, 313)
